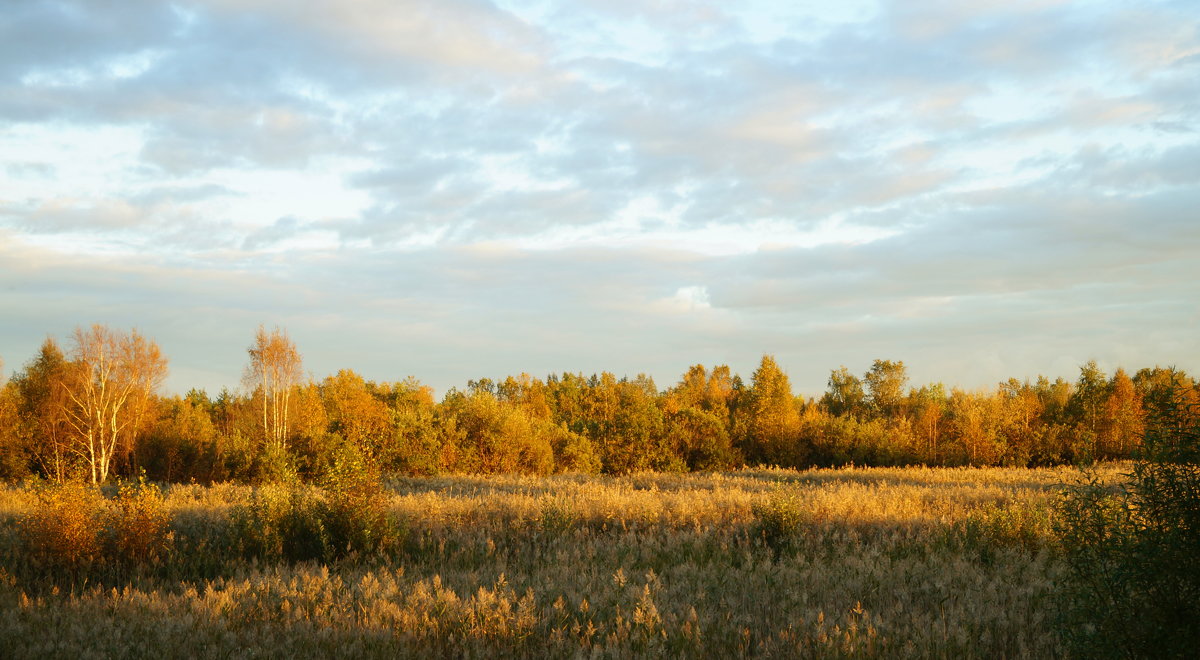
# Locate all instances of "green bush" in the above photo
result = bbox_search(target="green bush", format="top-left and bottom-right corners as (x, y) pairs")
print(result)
(231, 445), (398, 563)
(1056, 399), (1200, 658)
(254, 442), (300, 484)
(946, 502), (1052, 561)
(230, 483), (329, 562)
(550, 425), (601, 474)
(752, 487), (812, 556)
(318, 442), (398, 559)
(537, 495), (579, 539)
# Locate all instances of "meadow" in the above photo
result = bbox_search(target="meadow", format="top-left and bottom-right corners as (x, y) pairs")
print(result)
(0, 464), (1120, 658)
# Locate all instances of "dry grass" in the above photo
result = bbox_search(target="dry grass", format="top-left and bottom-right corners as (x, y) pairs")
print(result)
(0, 464), (1126, 657)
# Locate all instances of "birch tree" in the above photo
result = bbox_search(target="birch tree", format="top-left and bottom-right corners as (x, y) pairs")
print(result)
(244, 325), (303, 453)
(61, 325), (167, 483)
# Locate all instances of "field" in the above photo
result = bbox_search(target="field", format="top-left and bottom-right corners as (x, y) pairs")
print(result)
(0, 464), (1121, 658)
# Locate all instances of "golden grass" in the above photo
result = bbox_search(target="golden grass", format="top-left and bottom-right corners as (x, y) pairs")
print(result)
(0, 464), (1127, 658)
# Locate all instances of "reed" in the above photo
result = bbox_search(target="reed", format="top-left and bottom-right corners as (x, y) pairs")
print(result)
(0, 464), (1125, 657)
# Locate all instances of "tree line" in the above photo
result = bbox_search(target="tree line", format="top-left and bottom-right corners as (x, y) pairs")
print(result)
(1, 324), (1196, 483)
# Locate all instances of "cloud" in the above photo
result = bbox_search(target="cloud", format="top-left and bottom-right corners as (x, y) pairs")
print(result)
(241, 216), (304, 250)
(4, 198), (143, 233)
(5, 161), (56, 178)
(1, 0), (1198, 397)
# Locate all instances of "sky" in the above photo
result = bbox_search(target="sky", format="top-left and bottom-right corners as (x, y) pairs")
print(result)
(1, 0), (1198, 399)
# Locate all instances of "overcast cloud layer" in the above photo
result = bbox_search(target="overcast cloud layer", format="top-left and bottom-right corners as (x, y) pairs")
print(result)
(2, 0), (1198, 396)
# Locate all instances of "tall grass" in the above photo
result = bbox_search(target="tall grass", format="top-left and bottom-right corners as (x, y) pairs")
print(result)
(0, 464), (1124, 657)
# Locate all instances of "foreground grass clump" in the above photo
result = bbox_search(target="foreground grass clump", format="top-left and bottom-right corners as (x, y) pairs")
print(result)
(0, 465), (1123, 657)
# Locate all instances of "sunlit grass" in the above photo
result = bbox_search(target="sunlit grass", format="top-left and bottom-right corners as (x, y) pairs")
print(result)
(0, 464), (1127, 657)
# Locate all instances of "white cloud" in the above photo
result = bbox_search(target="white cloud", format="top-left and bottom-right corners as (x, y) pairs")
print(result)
(1, 0), (1198, 395)
(668, 285), (712, 312)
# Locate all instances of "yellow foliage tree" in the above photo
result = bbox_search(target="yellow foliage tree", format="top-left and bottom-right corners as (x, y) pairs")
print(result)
(61, 325), (167, 483)
(244, 325), (303, 454)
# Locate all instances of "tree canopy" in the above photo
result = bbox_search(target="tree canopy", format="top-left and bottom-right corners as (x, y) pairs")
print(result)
(2, 324), (1195, 483)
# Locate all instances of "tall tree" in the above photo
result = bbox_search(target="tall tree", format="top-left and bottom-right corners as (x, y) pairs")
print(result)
(909, 382), (947, 461)
(11, 339), (74, 481)
(735, 355), (802, 466)
(1035, 375), (1074, 425)
(864, 359), (909, 420)
(1134, 367), (1199, 431)
(244, 325), (302, 453)
(996, 378), (1045, 465)
(321, 369), (392, 458)
(61, 325), (167, 483)
(947, 388), (1001, 465)
(822, 366), (866, 418)
(1069, 360), (1108, 434)
(663, 364), (738, 470)
(137, 394), (220, 483)
(1098, 368), (1145, 458)
(666, 364), (710, 414)
(705, 365), (736, 417)
(0, 378), (27, 479)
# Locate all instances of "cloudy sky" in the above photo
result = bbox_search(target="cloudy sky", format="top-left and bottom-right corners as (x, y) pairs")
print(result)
(2, 0), (1198, 398)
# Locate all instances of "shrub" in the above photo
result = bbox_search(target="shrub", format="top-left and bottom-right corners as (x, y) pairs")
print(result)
(319, 442), (398, 559)
(551, 426), (601, 474)
(103, 477), (174, 566)
(17, 480), (105, 572)
(752, 487), (812, 555)
(537, 495), (579, 539)
(13, 478), (178, 584)
(1056, 398), (1200, 658)
(230, 483), (328, 563)
(231, 445), (398, 563)
(384, 408), (442, 475)
(947, 502), (1052, 560)
(254, 442), (300, 484)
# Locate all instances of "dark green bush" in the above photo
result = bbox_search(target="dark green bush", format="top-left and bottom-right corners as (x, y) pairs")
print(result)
(537, 496), (579, 539)
(230, 483), (328, 562)
(231, 444), (398, 563)
(1056, 398), (1200, 658)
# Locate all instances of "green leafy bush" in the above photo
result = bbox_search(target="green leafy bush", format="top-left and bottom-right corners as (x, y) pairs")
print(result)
(1056, 399), (1200, 658)
(254, 441), (300, 484)
(231, 445), (397, 563)
(231, 483), (329, 562)
(537, 495), (579, 539)
(945, 502), (1053, 561)
(752, 487), (813, 555)
(318, 442), (398, 559)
